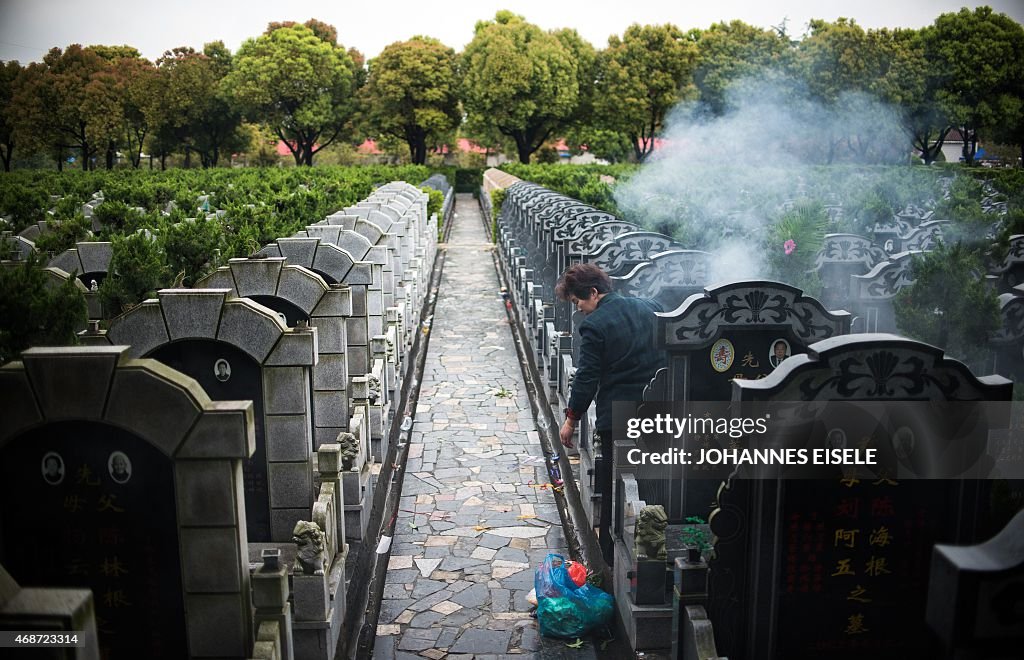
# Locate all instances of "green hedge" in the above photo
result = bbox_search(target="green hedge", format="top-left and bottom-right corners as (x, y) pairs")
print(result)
(0, 166), (432, 318)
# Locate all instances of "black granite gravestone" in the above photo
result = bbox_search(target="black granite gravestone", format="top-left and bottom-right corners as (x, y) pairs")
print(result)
(0, 421), (186, 658)
(706, 334), (1014, 660)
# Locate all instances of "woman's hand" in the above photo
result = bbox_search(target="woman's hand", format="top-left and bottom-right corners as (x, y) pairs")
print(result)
(560, 419), (577, 449)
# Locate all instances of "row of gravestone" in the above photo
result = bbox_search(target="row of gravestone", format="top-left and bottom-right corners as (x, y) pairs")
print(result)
(489, 176), (1023, 658)
(0, 180), (442, 660)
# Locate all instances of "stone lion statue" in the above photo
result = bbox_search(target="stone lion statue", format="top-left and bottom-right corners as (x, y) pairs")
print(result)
(634, 504), (668, 561)
(292, 520), (326, 575)
(337, 432), (359, 471)
(367, 375), (381, 404)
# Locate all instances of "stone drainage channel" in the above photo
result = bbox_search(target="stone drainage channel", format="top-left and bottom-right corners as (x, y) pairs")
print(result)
(339, 194), (627, 659)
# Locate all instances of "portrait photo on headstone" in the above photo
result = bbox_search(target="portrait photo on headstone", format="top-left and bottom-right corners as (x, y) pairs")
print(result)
(769, 338), (791, 368)
(107, 450), (132, 484)
(213, 357), (231, 382)
(41, 451), (64, 485)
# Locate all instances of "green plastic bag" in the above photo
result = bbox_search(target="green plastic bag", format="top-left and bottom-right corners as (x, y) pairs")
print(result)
(534, 553), (614, 638)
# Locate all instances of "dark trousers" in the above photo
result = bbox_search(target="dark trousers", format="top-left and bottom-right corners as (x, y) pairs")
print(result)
(594, 428), (614, 566)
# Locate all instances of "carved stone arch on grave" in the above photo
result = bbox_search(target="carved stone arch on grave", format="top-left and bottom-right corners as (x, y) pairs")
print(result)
(543, 204), (595, 233)
(330, 229), (373, 262)
(901, 220), (947, 251)
(197, 257), (331, 323)
(992, 234), (1024, 289)
(535, 199), (583, 227)
(362, 212), (392, 236)
(528, 195), (573, 223)
(566, 221), (641, 255)
(503, 182), (547, 220)
(16, 220), (45, 241)
(613, 249), (715, 309)
(739, 333), (1012, 402)
(197, 257), (355, 447)
(847, 251), (922, 333)
(101, 289), (317, 544)
(0, 345), (255, 658)
(851, 251), (921, 301)
(0, 234), (35, 261)
(48, 241), (113, 288)
(585, 231), (680, 276)
(992, 287), (1024, 346)
(815, 233), (888, 268)
(503, 181), (540, 208)
(323, 212), (358, 228)
(519, 189), (564, 219)
(990, 286), (1024, 382)
(259, 237), (370, 285)
(658, 280), (851, 348)
(553, 211), (621, 242)
(512, 182), (554, 204)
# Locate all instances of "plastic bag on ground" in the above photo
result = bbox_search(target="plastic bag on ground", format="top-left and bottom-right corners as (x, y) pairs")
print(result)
(534, 553), (614, 638)
(566, 560), (587, 587)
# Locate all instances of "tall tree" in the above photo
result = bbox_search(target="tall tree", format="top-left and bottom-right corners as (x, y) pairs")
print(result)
(795, 18), (909, 163)
(155, 44), (246, 168)
(693, 20), (792, 116)
(225, 22), (356, 166)
(79, 45), (144, 169)
(460, 11), (581, 163)
(0, 61), (22, 171)
(11, 45), (108, 170)
(592, 23), (697, 161)
(362, 37), (461, 165)
(922, 6), (1024, 164)
(868, 27), (949, 164)
(116, 56), (160, 168)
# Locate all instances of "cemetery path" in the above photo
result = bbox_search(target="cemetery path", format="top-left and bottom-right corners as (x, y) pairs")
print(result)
(373, 195), (594, 659)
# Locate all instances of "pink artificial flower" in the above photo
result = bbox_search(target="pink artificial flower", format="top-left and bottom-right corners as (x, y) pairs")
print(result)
(784, 239), (796, 255)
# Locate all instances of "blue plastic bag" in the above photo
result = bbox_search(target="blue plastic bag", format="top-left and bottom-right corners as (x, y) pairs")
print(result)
(534, 553), (614, 638)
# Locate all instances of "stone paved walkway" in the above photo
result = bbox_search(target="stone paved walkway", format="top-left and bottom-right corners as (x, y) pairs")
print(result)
(373, 195), (595, 659)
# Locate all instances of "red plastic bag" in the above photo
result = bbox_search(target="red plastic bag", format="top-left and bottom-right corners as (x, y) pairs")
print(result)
(566, 561), (586, 587)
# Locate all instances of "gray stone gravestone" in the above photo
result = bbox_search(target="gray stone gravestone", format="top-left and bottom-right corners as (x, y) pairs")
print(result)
(815, 234), (888, 310)
(81, 290), (317, 544)
(848, 251), (920, 333)
(0, 346), (256, 658)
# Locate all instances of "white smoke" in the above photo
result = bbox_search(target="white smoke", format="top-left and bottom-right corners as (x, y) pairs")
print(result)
(614, 74), (909, 285)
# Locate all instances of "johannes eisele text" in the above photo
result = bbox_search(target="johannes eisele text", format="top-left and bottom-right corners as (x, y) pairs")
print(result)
(623, 413), (877, 467)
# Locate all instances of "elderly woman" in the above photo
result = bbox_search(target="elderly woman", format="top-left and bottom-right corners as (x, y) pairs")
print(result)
(556, 263), (664, 564)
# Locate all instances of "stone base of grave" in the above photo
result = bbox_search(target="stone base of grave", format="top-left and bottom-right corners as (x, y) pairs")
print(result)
(369, 403), (388, 461)
(577, 446), (602, 529)
(292, 551), (346, 660)
(386, 362), (399, 403)
(614, 538), (673, 653)
(343, 465), (375, 541)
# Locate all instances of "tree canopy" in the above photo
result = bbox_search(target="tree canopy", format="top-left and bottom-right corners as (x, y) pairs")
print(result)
(1, 8), (1023, 168)
(225, 22), (357, 165)
(922, 6), (1024, 164)
(461, 12), (583, 163)
(362, 37), (461, 165)
(693, 20), (791, 116)
(593, 23), (697, 161)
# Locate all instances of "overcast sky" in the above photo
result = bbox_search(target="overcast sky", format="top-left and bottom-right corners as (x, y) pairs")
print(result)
(2, 0), (1022, 64)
